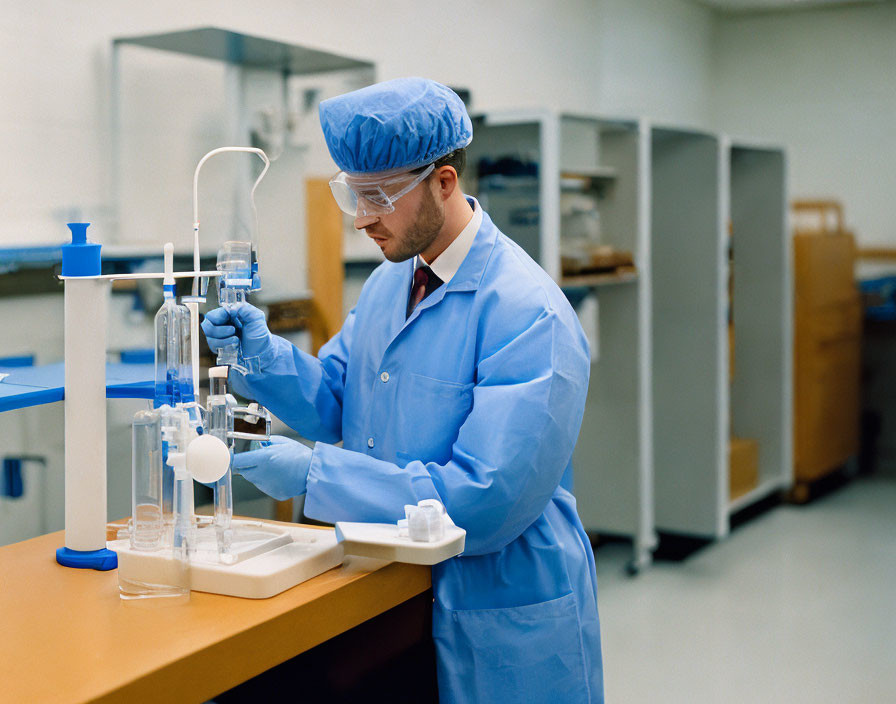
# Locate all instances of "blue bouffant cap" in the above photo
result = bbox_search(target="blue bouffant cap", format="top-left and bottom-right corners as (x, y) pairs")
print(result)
(319, 77), (473, 175)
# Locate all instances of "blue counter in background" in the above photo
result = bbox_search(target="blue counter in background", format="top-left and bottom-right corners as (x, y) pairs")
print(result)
(0, 362), (154, 412)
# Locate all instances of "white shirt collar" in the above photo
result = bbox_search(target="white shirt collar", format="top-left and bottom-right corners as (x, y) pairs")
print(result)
(414, 197), (483, 284)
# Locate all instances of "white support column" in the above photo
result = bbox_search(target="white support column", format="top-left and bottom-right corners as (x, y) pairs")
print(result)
(716, 138), (732, 538)
(64, 278), (109, 551)
(636, 118), (656, 563)
(539, 112), (561, 283)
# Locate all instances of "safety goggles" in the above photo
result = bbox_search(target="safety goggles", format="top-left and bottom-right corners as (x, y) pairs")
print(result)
(328, 164), (434, 218)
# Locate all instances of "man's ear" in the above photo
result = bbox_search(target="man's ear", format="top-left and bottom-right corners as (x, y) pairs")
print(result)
(435, 165), (458, 201)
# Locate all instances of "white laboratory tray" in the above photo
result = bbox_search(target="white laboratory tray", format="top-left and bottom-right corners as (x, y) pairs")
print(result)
(334, 521), (466, 565)
(110, 519), (344, 599)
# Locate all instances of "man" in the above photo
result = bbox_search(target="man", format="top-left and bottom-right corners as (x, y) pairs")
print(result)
(202, 77), (603, 703)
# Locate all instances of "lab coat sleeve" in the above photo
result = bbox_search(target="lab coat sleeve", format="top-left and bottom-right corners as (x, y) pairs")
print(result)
(233, 308), (357, 444)
(303, 307), (590, 556)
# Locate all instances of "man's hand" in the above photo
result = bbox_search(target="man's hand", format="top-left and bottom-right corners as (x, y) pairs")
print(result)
(231, 435), (312, 501)
(201, 302), (274, 362)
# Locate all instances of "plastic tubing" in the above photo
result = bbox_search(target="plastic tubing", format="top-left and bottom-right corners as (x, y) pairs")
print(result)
(188, 147), (270, 397)
(191, 147), (270, 298)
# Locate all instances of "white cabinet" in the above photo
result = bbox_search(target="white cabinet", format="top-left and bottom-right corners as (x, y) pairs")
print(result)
(726, 140), (791, 513)
(650, 127), (790, 539)
(468, 110), (655, 572)
(650, 126), (728, 537)
(468, 113), (790, 564)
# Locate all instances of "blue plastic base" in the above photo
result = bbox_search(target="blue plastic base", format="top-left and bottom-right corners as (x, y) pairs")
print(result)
(55, 547), (118, 571)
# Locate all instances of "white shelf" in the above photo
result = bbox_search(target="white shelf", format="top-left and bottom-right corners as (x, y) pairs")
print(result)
(729, 476), (788, 514)
(469, 113), (789, 561)
(560, 270), (638, 287)
(561, 166), (618, 181)
(469, 111), (655, 572)
(477, 175), (539, 188)
(478, 166), (617, 193)
(727, 139), (791, 520)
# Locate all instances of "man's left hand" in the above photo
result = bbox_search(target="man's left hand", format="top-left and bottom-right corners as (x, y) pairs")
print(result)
(231, 435), (312, 501)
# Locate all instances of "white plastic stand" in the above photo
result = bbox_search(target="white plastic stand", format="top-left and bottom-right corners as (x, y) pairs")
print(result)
(335, 521), (466, 566)
(111, 517), (467, 599)
(111, 519), (343, 600)
(64, 277), (109, 552)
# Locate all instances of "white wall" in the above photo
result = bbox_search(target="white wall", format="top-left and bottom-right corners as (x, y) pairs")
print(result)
(597, 0), (716, 128)
(0, 0), (714, 252)
(712, 3), (896, 246)
(14, 0), (896, 261)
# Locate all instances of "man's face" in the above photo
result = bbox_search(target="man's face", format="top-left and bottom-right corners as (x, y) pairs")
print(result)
(354, 177), (445, 263)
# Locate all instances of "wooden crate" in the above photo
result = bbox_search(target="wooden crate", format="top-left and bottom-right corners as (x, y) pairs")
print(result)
(792, 201), (861, 485)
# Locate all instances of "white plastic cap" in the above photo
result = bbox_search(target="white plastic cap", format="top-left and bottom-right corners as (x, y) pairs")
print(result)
(163, 242), (175, 287)
(405, 501), (446, 543)
(417, 499), (446, 514)
(209, 366), (229, 379)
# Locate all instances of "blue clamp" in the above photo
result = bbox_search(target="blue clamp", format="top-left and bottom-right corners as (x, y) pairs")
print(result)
(2, 456), (46, 499)
(56, 547), (118, 571)
(0, 355), (35, 368)
(62, 222), (101, 277)
(119, 349), (154, 365)
(2, 459), (23, 498)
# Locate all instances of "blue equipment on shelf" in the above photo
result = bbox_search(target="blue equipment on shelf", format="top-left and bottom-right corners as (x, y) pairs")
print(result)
(859, 276), (896, 321)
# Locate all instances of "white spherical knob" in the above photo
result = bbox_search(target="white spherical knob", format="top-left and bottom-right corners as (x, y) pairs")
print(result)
(186, 434), (231, 483)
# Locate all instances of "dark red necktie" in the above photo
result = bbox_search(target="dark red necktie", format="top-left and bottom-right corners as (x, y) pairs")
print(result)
(407, 266), (443, 318)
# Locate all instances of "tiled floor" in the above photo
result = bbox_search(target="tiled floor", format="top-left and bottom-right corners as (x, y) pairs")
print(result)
(595, 477), (896, 703)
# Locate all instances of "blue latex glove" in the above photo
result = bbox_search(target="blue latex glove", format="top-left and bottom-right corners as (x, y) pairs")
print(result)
(200, 302), (273, 363)
(231, 435), (312, 501)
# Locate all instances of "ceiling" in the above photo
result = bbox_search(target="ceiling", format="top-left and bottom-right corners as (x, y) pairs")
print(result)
(697, 0), (885, 13)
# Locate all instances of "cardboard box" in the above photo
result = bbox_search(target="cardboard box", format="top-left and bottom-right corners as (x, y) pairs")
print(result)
(730, 437), (759, 501)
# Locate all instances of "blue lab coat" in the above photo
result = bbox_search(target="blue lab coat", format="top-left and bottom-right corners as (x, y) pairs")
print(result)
(238, 204), (603, 703)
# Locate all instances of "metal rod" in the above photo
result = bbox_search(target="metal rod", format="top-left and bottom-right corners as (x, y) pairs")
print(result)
(58, 270), (220, 282)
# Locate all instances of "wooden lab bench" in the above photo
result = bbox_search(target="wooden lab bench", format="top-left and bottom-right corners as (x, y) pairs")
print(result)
(0, 526), (434, 703)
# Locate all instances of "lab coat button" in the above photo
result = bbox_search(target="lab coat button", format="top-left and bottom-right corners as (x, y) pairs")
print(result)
(367, 437), (375, 448)
(380, 371), (390, 383)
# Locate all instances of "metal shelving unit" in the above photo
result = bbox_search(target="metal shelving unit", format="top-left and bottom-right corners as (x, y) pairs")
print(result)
(109, 26), (375, 301)
(467, 110), (655, 573)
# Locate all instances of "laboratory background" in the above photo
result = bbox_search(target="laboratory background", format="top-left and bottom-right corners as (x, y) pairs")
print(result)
(1, 0), (894, 702)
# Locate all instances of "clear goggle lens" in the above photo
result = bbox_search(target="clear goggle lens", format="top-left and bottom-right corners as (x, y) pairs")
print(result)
(328, 164), (434, 218)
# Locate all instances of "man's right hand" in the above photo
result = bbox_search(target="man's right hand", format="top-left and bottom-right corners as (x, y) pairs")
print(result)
(201, 302), (274, 363)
